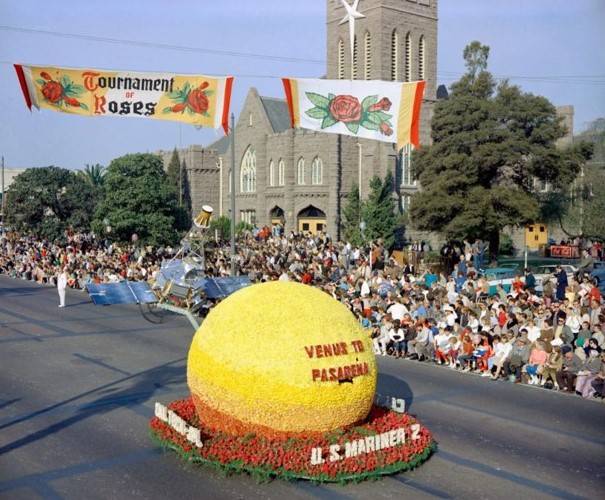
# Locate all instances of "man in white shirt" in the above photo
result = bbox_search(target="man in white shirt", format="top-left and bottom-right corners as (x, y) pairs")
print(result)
(387, 302), (408, 322)
(57, 267), (68, 308)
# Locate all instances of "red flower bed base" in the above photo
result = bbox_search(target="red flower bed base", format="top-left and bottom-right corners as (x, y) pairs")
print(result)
(149, 397), (436, 483)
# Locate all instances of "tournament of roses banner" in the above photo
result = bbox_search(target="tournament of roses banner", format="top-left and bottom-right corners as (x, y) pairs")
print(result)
(14, 64), (234, 134)
(282, 78), (425, 150)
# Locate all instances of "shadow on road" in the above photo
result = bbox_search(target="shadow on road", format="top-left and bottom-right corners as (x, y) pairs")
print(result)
(0, 286), (47, 297)
(377, 372), (414, 412)
(0, 357), (185, 456)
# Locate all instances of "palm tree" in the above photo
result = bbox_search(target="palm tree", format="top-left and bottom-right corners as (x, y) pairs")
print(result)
(78, 164), (105, 188)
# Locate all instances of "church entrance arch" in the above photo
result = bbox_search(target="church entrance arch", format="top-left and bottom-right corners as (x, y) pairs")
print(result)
(297, 205), (327, 234)
(270, 206), (285, 227)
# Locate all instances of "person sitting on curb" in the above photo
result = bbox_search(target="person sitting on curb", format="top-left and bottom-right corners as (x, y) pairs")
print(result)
(503, 337), (530, 383)
(556, 347), (583, 392)
(542, 346), (563, 389)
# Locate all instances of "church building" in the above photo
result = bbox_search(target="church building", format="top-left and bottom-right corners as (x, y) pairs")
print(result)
(159, 0), (439, 239)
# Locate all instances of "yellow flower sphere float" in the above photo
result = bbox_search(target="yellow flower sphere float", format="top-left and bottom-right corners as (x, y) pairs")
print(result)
(187, 281), (377, 436)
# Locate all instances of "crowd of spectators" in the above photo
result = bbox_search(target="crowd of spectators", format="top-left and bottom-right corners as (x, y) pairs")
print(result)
(0, 231), (172, 289)
(1, 228), (604, 401)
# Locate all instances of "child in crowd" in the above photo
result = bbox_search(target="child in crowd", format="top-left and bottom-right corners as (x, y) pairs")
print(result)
(542, 346), (563, 388)
(525, 341), (548, 385)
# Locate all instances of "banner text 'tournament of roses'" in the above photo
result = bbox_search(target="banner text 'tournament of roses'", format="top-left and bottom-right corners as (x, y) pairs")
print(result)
(14, 64), (234, 134)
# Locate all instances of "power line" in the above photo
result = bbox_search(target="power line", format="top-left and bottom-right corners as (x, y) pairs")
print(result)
(0, 25), (325, 65)
(1, 24), (604, 86)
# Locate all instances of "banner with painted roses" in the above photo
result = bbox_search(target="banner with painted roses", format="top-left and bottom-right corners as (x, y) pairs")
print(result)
(14, 64), (234, 134)
(282, 77), (425, 150)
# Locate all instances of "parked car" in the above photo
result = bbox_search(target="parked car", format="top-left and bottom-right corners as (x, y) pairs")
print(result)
(483, 268), (517, 296)
(533, 264), (578, 293)
(590, 262), (605, 292)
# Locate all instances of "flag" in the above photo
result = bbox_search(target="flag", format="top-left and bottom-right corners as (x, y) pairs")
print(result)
(282, 77), (425, 150)
(14, 64), (234, 134)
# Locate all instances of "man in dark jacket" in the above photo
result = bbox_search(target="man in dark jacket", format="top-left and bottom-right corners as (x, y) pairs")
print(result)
(555, 265), (568, 302)
(556, 349), (583, 391)
(524, 268), (536, 293)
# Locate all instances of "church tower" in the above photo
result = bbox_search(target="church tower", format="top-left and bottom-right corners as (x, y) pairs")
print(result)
(326, 0), (438, 215)
(326, 0), (438, 101)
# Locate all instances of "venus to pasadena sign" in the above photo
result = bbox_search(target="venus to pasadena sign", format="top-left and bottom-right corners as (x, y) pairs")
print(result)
(14, 64), (234, 133)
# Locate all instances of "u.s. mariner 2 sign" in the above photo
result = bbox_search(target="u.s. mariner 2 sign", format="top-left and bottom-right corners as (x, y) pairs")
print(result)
(14, 64), (233, 133)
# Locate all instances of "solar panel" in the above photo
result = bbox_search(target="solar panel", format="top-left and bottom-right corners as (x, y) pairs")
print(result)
(86, 277), (250, 305)
(86, 281), (157, 305)
(203, 277), (251, 299)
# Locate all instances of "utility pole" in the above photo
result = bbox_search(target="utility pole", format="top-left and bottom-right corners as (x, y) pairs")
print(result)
(579, 166), (585, 235)
(1, 156), (4, 229)
(179, 160), (183, 207)
(230, 113), (236, 276)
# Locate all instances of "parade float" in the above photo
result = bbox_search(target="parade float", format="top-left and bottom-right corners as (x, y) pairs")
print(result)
(150, 281), (435, 483)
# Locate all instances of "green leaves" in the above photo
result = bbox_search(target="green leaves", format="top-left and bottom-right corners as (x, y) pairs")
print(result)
(321, 115), (337, 129)
(79, 102), (89, 111)
(167, 82), (193, 104)
(360, 118), (379, 131)
(306, 107), (328, 120)
(361, 95), (378, 111)
(304, 92), (333, 126)
(305, 92), (330, 109)
(345, 122), (359, 134)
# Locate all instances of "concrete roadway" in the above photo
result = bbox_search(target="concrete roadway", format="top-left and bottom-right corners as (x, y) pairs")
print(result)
(0, 276), (603, 499)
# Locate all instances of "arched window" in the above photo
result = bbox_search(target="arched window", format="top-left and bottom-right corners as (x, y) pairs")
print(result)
(405, 32), (412, 82)
(418, 35), (425, 80)
(337, 39), (345, 80)
(364, 31), (372, 80)
(278, 159), (285, 186)
(240, 146), (256, 193)
(269, 160), (275, 187)
(297, 158), (305, 185)
(391, 30), (399, 81)
(311, 157), (323, 185)
(400, 143), (416, 187)
(352, 35), (358, 80)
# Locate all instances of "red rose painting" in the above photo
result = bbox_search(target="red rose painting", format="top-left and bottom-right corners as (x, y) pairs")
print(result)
(163, 81), (213, 117)
(305, 92), (394, 136)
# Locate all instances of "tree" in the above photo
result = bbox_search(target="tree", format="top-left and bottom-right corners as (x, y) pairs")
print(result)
(209, 215), (231, 241)
(165, 148), (192, 217)
(92, 154), (189, 245)
(575, 118), (605, 164)
(78, 163), (105, 189)
(361, 171), (397, 248)
(544, 163), (605, 241)
(5, 166), (97, 240)
(409, 41), (591, 258)
(341, 184), (363, 245)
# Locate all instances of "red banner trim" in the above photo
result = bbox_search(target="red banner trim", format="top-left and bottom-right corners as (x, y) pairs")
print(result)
(282, 78), (295, 129)
(221, 76), (234, 135)
(410, 80), (426, 148)
(14, 64), (33, 111)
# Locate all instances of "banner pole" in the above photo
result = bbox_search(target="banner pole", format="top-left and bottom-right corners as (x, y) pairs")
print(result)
(230, 113), (236, 276)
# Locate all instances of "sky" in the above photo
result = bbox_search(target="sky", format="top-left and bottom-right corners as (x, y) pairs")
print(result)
(1, 0), (604, 170)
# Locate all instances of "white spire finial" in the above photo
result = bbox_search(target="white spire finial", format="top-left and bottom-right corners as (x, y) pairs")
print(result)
(339, 0), (365, 80)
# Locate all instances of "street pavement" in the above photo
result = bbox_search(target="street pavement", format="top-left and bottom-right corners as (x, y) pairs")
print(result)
(0, 276), (603, 499)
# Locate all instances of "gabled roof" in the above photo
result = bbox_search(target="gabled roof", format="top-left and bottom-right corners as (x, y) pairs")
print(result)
(259, 96), (291, 133)
(207, 135), (230, 155)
